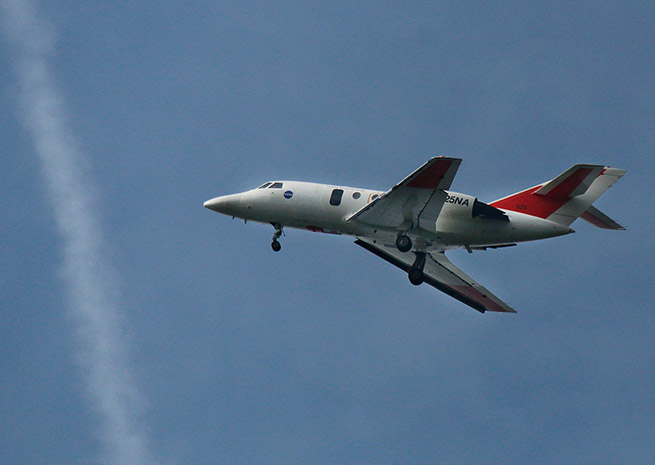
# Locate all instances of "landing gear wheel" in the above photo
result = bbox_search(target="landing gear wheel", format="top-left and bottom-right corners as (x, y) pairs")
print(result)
(408, 268), (424, 285)
(408, 252), (426, 285)
(271, 223), (283, 252)
(396, 235), (412, 253)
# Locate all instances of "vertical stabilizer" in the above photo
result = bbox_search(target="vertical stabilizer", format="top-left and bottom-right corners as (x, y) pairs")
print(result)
(491, 165), (626, 227)
(548, 167), (626, 226)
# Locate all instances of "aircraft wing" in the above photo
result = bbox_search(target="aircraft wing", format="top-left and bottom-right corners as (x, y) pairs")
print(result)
(355, 237), (516, 314)
(347, 157), (462, 231)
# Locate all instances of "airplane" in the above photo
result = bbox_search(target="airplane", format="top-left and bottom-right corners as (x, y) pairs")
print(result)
(204, 158), (626, 314)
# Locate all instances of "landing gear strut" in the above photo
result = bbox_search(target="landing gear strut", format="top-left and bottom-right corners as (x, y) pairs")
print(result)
(408, 252), (426, 286)
(271, 223), (283, 252)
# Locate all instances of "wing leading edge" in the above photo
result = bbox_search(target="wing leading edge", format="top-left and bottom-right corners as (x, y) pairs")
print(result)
(355, 237), (516, 314)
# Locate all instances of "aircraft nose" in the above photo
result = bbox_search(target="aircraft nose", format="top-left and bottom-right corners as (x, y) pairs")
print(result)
(203, 194), (242, 216)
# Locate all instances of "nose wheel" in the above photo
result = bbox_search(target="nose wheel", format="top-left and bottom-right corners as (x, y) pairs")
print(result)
(271, 223), (284, 252)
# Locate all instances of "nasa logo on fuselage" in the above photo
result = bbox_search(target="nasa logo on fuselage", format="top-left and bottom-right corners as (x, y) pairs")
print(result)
(446, 195), (469, 206)
(284, 190), (293, 199)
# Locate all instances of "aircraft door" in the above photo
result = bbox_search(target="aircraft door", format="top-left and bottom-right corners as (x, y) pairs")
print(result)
(329, 188), (344, 206)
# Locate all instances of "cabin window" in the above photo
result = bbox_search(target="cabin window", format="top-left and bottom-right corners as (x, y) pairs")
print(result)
(257, 182), (272, 189)
(371, 194), (379, 201)
(269, 182), (283, 189)
(330, 189), (344, 206)
(352, 192), (361, 199)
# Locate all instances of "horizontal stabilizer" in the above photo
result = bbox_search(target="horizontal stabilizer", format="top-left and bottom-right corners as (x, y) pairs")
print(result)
(580, 206), (625, 230)
(535, 164), (604, 198)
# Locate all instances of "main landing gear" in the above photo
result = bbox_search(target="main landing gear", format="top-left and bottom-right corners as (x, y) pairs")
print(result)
(271, 223), (283, 252)
(396, 234), (412, 253)
(396, 232), (422, 283)
(408, 252), (426, 286)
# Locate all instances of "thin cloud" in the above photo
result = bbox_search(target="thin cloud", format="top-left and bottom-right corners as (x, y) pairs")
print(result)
(2, 1), (158, 464)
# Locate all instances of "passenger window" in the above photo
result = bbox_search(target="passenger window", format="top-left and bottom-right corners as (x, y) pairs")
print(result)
(257, 182), (272, 189)
(352, 192), (361, 199)
(330, 189), (344, 206)
(269, 182), (283, 189)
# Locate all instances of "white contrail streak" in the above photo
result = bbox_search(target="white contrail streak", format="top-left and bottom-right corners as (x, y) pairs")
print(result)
(2, 1), (158, 464)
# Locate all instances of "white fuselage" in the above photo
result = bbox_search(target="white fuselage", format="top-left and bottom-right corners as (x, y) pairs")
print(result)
(205, 180), (572, 251)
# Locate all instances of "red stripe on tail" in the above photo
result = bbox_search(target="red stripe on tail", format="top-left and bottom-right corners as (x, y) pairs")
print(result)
(544, 167), (594, 198)
(490, 186), (568, 218)
(491, 167), (597, 219)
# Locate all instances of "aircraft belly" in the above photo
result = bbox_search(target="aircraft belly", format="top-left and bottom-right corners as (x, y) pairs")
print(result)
(433, 212), (572, 246)
(434, 217), (509, 246)
(502, 212), (572, 242)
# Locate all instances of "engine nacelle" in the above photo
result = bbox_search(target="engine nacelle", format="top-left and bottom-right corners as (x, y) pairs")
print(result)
(441, 191), (508, 221)
(441, 192), (477, 218)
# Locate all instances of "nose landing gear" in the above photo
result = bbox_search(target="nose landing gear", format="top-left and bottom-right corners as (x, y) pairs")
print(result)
(271, 223), (283, 252)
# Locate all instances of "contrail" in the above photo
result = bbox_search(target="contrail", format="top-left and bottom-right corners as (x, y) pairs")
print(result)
(2, 1), (158, 464)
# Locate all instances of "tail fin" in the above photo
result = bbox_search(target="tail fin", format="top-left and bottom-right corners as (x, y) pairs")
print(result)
(490, 165), (626, 227)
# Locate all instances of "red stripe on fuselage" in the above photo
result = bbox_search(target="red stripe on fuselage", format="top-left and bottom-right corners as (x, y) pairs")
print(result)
(406, 159), (452, 189)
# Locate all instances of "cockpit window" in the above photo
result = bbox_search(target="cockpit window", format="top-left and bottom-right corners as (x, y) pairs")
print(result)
(257, 182), (272, 189)
(269, 182), (284, 189)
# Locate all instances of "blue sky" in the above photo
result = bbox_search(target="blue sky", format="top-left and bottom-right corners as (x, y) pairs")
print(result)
(2, 1), (654, 464)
